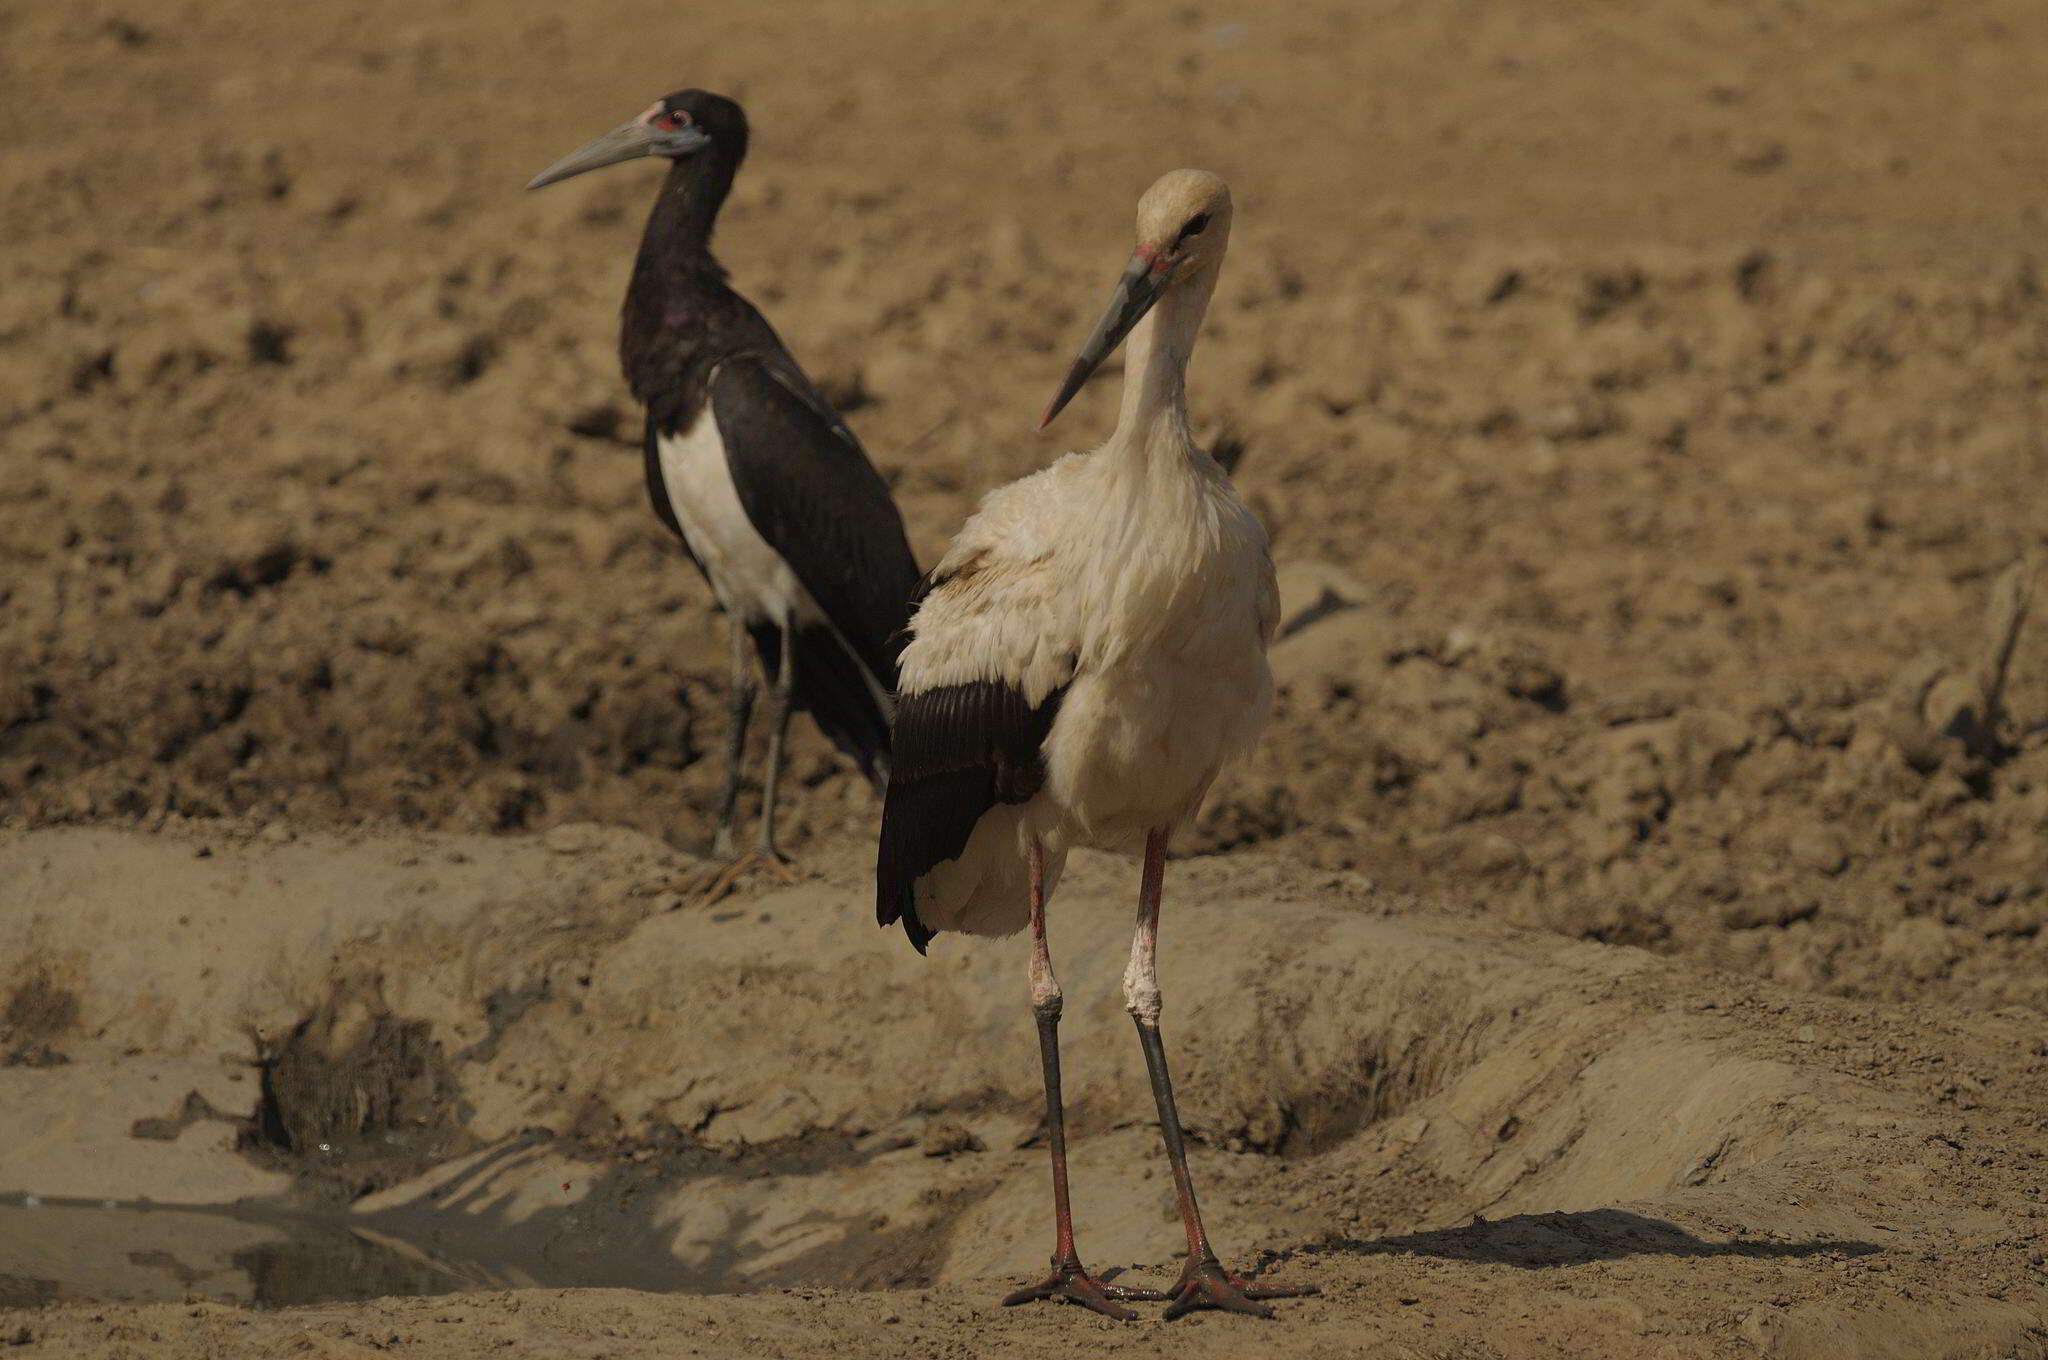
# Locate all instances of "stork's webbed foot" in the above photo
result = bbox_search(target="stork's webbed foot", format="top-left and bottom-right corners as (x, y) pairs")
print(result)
(1001, 1257), (1154, 1321)
(1159, 1258), (1315, 1321)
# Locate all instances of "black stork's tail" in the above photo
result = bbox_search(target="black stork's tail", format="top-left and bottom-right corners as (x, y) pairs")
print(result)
(749, 618), (897, 791)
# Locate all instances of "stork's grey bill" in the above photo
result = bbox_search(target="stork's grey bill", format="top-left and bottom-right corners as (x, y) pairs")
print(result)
(527, 120), (685, 190)
(1041, 253), (1168, 428)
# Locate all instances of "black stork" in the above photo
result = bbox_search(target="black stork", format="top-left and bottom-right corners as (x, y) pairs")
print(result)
(529, 91), (920, 883)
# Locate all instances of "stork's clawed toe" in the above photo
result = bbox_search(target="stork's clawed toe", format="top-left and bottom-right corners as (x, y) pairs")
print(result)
(1000, 1255), (1313, 1323)
(1159, 1259), (1315, 1321)
(1000, 1258), (1144, 1321)
(688, 849), (799, 904)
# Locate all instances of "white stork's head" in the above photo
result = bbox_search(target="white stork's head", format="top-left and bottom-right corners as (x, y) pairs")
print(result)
(1041, 170), (1234, 429)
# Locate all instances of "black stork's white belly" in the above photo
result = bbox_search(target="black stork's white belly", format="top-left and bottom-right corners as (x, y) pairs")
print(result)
(657, 411), (810, 630)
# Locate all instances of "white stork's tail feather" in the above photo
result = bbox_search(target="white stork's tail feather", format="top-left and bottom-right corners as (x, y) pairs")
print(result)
(876, 680), (1068, 953)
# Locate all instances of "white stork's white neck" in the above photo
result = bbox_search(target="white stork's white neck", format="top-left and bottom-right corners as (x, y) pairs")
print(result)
(1111, 262), (1222, 457)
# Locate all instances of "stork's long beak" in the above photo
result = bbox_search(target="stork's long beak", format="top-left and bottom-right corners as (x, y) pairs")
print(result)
(526, 119), (666, 190)
(1040, 249), (1171, 429)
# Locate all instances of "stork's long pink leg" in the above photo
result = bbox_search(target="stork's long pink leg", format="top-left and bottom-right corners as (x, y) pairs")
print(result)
(1126, 828), (1316, 1320)
(1000, 838), (1156, 1320)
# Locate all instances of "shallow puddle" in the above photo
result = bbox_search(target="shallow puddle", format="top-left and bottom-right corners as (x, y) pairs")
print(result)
(0, 1195), (721, 1308)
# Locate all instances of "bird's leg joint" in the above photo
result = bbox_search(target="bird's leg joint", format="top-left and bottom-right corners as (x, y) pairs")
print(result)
(1030, 965), (1063, 1022)
(1122, 962), (1163, 1026)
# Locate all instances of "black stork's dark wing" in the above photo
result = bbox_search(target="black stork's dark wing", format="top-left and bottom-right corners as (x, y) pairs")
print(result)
(875, 675), (1068, 954)
(709, 353), (920, 687)
(700, 352), (922, 784)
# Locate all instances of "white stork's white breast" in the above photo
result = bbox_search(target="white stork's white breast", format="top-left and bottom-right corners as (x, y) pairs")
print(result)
(658, 413), (807, 626)
(1042, 482), (1276, 849)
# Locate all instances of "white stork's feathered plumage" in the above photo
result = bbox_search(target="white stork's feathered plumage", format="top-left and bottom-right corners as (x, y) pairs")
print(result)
(878, 170), (1277, 949)
(875, 172), (1309, 1322)
(885, 380), (1277, 939)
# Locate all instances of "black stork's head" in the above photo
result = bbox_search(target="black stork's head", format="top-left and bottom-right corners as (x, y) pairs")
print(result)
(1040, 169), (1234, 429)
(526, 90), (748, 191)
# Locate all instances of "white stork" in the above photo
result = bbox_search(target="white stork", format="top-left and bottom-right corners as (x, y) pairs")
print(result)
(529, 91), (920, 885)
(876, 171), (1311, 1320)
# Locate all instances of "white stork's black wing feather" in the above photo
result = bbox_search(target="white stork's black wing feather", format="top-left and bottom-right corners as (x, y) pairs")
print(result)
(875, 679), (1068, 953)
(709, 353), (920, 690)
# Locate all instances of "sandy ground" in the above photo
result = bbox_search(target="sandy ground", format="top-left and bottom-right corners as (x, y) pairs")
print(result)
(4, 824), (2047, 1359)
(5, 0), (2048, 1354)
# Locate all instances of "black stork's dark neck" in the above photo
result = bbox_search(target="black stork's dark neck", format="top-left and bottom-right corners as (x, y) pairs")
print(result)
(621, 142), (763, 414)
(632, 146), (740, 279)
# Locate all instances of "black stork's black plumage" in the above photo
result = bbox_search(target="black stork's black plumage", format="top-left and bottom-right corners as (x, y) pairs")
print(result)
(529, 91), (920, 869)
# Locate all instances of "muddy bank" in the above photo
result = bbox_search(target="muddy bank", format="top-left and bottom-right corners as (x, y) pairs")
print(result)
(3, 0), (2047, 1017)
(3, 825), (2046, 1357)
